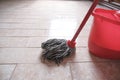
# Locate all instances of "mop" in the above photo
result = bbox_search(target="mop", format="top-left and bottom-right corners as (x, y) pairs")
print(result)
(41, 0), (99, 64)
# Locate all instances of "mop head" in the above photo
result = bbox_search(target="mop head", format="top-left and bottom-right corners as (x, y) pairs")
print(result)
(41, 39), (75, 65)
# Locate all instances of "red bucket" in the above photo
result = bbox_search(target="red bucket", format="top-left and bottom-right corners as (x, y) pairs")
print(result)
(88, 8), (120, 59)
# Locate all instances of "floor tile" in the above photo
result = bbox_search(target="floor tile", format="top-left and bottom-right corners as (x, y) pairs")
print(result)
(0, 48), (41, 63)
(74, 48), (105, 62)
(11, 64), (72, 80)
(0, 29), (76, 37)
(0, 37), (28, 47)
(27, 36), (88, 48)
(0, 23), (49, 29)
(27, 36), (66, 47)
(63, 47), (111, 63)
(0, 30), (46, 37)
(0, 18), (47, 23)
(70, 62), (120, 80)
(0, 65), (16, 80)
(76, 36), (88, 47)
(0, 47), (109, 64)
(0, 36), (87, 48)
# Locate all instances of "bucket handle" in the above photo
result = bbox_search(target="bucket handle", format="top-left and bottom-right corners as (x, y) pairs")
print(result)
(114, 11), (120, 20)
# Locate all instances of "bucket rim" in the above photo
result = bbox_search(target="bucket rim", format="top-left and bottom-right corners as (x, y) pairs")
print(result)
(92, 8), (120, 25)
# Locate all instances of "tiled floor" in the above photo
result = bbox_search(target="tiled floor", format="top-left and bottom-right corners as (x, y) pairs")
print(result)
(0, 0), (120, 80)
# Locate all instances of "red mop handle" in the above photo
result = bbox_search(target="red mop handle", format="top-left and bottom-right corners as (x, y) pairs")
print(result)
(68, 0), (99, 48)
(72, 0), (99, 42)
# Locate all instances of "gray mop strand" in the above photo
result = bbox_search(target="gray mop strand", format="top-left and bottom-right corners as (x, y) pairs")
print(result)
(41, 39), (75, 64)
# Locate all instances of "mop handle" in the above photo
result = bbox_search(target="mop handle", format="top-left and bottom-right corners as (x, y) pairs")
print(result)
(71, 0), (99, 42)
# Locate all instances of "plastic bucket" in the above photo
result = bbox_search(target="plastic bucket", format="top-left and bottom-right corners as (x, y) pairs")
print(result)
(88, 8), (120, 59)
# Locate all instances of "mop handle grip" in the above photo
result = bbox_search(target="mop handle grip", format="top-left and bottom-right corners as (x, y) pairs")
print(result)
(71, 0), (99, 42)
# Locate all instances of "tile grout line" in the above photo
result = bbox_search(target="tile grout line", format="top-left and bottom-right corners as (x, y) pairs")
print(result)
(0, 47), (42, 48)
(0, 63), (17, 65)
(68, 60), (120, 63)
(0, 61), (119, 65)
(69, 63), (74, 80)
(0, 28), (78, 30)
(0, 61), (120, 65)
(0, 46), (87, 48)
(0, 36), (88, 37)
(0, 36), (76, 37)
(9, 63), (17, 80)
